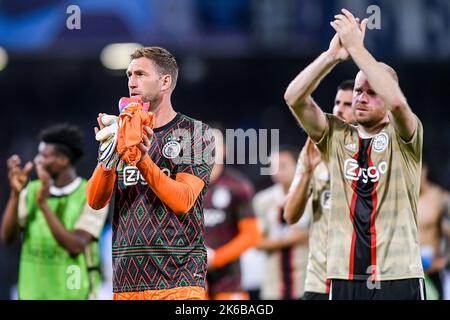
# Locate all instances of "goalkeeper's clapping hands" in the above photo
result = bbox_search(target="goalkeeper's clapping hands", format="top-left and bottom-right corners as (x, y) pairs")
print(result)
(137, 126), (154, 163)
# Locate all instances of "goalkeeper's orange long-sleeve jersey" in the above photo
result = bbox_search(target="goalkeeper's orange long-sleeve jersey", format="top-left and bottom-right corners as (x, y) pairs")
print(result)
(87, 113), (215, 298)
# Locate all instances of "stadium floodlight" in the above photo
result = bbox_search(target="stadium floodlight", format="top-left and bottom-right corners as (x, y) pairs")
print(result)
(100, 43), (143, 70)
(0, 47), (8, 72)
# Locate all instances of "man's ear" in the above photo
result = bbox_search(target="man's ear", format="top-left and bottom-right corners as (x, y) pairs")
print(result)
(161, 74), (172, 91)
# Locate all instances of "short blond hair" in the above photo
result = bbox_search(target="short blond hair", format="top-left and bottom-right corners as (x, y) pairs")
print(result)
(130, 47), (178, 89)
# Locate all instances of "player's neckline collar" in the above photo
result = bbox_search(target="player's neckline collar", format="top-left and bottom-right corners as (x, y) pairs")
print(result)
(356, 122), (389, 139)
(49, 177), (82, 196)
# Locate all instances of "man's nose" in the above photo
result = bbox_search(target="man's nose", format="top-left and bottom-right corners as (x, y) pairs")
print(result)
(336, 103), (345, 113)
(128, 76), (137, 89)
(336, 102), (349, 116)
(357, 92), (369, 103)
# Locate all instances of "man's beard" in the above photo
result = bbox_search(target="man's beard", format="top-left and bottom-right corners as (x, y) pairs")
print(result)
(356, 113), (386, 129)
(142, 94), (162, 111)
(357, 116), (377, 127)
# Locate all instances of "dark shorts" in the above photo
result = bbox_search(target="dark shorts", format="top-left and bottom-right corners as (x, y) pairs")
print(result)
(303, 291), (329, 300)
(330, 278), (426, 300)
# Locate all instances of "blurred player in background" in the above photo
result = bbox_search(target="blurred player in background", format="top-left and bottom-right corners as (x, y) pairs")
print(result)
(284, 80), (355, 300)
(254, 146), (309, 300)
(204, 126), (261, 300)
(1, 124), (107, 299)
(418, 162), (450, 299)
(86, 47), (215, 300)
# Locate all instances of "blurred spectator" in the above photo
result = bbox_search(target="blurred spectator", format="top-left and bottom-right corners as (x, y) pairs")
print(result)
(204, 127), (262, 300)
(418, 163), (450, 299)
(0, 124), (108, 299)
(253, 146), (309, 299)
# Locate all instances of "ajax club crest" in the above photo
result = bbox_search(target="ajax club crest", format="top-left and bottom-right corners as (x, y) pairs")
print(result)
(372, 132), (389, 153)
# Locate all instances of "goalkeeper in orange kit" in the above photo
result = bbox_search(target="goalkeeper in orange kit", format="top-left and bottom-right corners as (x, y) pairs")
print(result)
(86, 47), (215, 300)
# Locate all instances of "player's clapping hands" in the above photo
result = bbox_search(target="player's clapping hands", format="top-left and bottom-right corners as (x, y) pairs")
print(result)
(137, 126), (154, 163)
(330, 9), (368, 52)
(7, 155), (33, 195)
(301, 138), (322, 174)
(34, 157), (53, 206)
